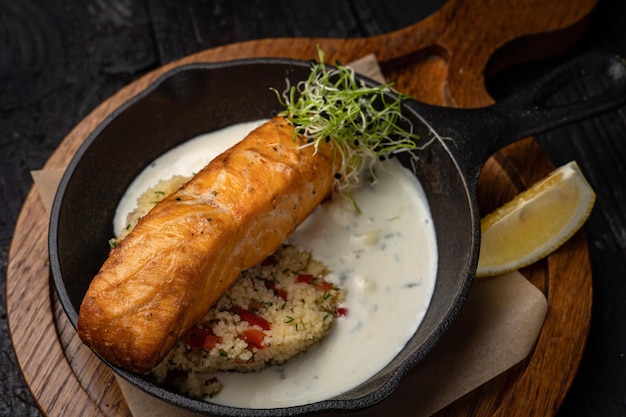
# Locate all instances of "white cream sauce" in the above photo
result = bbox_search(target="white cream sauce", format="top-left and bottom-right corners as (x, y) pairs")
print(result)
(114, 120), (438, 409)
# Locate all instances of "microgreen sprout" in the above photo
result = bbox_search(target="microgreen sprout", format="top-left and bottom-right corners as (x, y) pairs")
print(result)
(273, 47), (423, 195)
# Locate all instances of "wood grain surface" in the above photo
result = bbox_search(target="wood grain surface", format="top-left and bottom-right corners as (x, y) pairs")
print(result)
(2, 1), (626, 417)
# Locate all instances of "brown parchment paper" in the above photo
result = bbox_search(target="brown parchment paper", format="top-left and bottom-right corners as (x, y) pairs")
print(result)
(33, 53), (548, 417)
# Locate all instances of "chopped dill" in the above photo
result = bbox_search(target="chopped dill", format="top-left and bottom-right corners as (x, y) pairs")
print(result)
(319, 305), (334, 315)
(273, 46), (422, 194)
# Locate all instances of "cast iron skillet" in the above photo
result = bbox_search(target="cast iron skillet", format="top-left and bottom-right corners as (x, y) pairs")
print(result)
(49, 51), (626, 416)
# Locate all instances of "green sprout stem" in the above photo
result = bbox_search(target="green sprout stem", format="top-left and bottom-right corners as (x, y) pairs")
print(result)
(273, 47), (425, 195)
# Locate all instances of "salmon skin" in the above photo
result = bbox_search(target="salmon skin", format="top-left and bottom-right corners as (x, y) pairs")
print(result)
(78, 117), (336, 373)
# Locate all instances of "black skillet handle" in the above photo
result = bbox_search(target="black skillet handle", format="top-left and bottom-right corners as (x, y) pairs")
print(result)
(410, 50), (626, 184)
(493, 50), (626, 143)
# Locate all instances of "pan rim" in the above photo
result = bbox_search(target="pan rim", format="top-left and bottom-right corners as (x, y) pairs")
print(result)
(48, 57), (478, 417)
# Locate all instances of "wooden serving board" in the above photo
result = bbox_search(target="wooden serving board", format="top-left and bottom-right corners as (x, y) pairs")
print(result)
(7, 0), (597, 416)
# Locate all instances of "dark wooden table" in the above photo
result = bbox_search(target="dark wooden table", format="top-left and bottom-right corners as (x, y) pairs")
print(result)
(1, 0), (625, 416)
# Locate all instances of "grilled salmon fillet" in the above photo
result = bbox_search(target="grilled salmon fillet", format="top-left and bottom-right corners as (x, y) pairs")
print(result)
(77, 117), (337, 373)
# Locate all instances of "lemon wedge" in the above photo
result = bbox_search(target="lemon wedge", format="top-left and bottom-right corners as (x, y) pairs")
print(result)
(476, 161), (596, 277)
